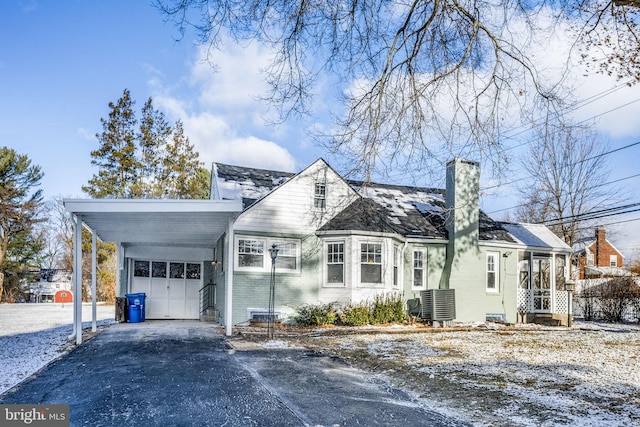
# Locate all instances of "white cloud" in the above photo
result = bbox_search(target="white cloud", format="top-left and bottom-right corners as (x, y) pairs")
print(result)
(152, 37), (298, 173)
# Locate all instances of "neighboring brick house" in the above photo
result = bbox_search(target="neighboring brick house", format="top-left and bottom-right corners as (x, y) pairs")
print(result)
(573, 227), (625, 279)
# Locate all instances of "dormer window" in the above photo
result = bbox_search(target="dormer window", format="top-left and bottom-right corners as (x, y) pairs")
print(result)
(314, 182), (326, 209)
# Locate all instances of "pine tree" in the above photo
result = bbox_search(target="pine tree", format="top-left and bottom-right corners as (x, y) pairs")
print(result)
(0, 147), (45, 302)
(160, 120), (205, 199)
(82, 89), (141, 198)
(138, 97), (172, 198)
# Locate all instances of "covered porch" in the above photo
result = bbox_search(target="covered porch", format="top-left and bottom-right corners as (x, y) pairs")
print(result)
(62, 199), (243, 343)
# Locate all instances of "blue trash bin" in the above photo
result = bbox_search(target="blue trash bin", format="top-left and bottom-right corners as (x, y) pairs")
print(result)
(125, 293), (146, 323)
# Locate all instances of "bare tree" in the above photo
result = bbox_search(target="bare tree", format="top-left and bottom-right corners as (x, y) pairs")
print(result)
(515, 122), (620, 247)
(156, 0), (640, 180)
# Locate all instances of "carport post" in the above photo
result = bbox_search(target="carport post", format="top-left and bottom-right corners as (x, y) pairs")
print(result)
(74, 215), (83, 345)
(91, 231), (97, 332)
(225, 217), (234, 336)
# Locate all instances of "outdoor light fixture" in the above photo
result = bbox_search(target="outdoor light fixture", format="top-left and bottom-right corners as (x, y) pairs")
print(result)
(267, 244), (279, 340)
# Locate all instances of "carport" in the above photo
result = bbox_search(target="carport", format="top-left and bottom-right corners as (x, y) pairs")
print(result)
(62, 199), (243, 343)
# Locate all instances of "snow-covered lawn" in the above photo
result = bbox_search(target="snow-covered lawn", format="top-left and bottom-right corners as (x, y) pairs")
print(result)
(2, 304), (639, 426)
(0, 303), (115, 395)
(293, 321), (640, 426)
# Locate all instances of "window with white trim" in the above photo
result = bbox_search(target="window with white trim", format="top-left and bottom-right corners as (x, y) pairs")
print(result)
(413, 250), (425, 288)
(360, 243), (382, 284)
(326, 242), (345, 285)
(235, 236), (300, 272)
(273, 241), (297, 270)
(314, 182), (326, 209)
(237, 238), (265, 268)
(610, 255), (618, 267)
(393, 245), (401, 288)
(486, 252), (499, 293)
(587, 252), (594, 266)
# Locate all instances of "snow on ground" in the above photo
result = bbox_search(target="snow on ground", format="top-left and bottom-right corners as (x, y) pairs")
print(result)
(0, 303), (115, 395)
(299, 321), (640, 427)
(2, 305), (639, 426)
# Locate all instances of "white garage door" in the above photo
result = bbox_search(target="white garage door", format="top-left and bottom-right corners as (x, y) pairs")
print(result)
(130, 260), (202, 319)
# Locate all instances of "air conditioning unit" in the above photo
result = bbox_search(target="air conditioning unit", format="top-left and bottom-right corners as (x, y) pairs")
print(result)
(420, 289), (456, 321)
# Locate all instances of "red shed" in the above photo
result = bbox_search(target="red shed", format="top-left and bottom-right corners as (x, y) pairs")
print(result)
(55, 290), (73, 303)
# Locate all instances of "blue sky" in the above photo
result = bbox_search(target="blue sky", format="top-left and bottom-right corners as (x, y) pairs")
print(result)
(2, 1), (640, 258)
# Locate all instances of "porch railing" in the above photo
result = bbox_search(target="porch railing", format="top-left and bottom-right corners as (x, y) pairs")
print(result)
(517, 289), (570, 314)
(199, 283), (216, 316)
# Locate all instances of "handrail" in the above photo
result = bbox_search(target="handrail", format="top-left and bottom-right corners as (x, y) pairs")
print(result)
(199, 283), (216, 316)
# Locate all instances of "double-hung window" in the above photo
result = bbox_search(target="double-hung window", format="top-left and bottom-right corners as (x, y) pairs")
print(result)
(360, 243), (382, 284)
(273, 241), (298, 270)
(610, 255), (618, 267)
(486, 252), (499, 293)
(314, 182), (326, 209)
(393, 245), (401, 288)
(413, 250), (425, 288)
(237, 238), (265, 268)
(235, 236), (300, 272)
(326, 242), (345, 285)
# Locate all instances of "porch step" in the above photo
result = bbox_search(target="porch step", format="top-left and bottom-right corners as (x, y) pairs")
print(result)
(532, 314), (561, 327)
(200, 308), (219, 323)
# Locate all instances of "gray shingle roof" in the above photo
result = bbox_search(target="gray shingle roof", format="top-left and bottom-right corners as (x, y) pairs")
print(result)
(214, 163), (294, 209)
(214, 162), (514, 242)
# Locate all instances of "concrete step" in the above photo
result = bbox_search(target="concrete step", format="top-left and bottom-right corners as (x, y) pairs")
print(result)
(532, 314), (561, 327)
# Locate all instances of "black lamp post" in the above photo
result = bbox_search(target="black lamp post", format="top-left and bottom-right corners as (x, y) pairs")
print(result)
(267, 244), (279, 340)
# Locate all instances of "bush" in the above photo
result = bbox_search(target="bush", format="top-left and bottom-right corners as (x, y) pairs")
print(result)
(337, 301), (371, 326)
(294, 303), (337, 326)
(294, 293), (408, 327)
(372, 292), (406, 324)
(576, 277), (640, 323)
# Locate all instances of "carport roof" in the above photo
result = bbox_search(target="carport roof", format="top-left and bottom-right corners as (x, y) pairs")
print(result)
(62, 199), (243, 248)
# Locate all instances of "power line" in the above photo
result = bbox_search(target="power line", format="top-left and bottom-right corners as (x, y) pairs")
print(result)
(480, 140), (640, 192)
(486, 172), (640, 215)
(540, 203), (640, 226)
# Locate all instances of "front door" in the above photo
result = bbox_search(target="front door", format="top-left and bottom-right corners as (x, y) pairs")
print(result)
(532, 257), (552, 312)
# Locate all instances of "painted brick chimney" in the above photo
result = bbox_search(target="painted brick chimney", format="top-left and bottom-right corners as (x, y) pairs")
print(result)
(445, 158), (480, 249)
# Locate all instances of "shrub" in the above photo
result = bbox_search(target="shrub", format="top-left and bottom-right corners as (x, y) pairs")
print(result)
(599, 277), (636, 323)
(337, 301), (371, 326)
(294, 293), (408, 327)
(372, 292), (406, 324)
(294, 303), (337, 326)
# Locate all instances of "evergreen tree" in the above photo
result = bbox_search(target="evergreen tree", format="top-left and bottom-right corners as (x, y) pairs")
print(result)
(83, 89), (140, 198)
(138, 97), (172, 198)
(0, 147), (45, 302)
(84, 90), (208, 200)
(160, 120), (205, 199)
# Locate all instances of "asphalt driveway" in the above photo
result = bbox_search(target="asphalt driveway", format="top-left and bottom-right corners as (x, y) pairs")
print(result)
(0, 321), (465, 426)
